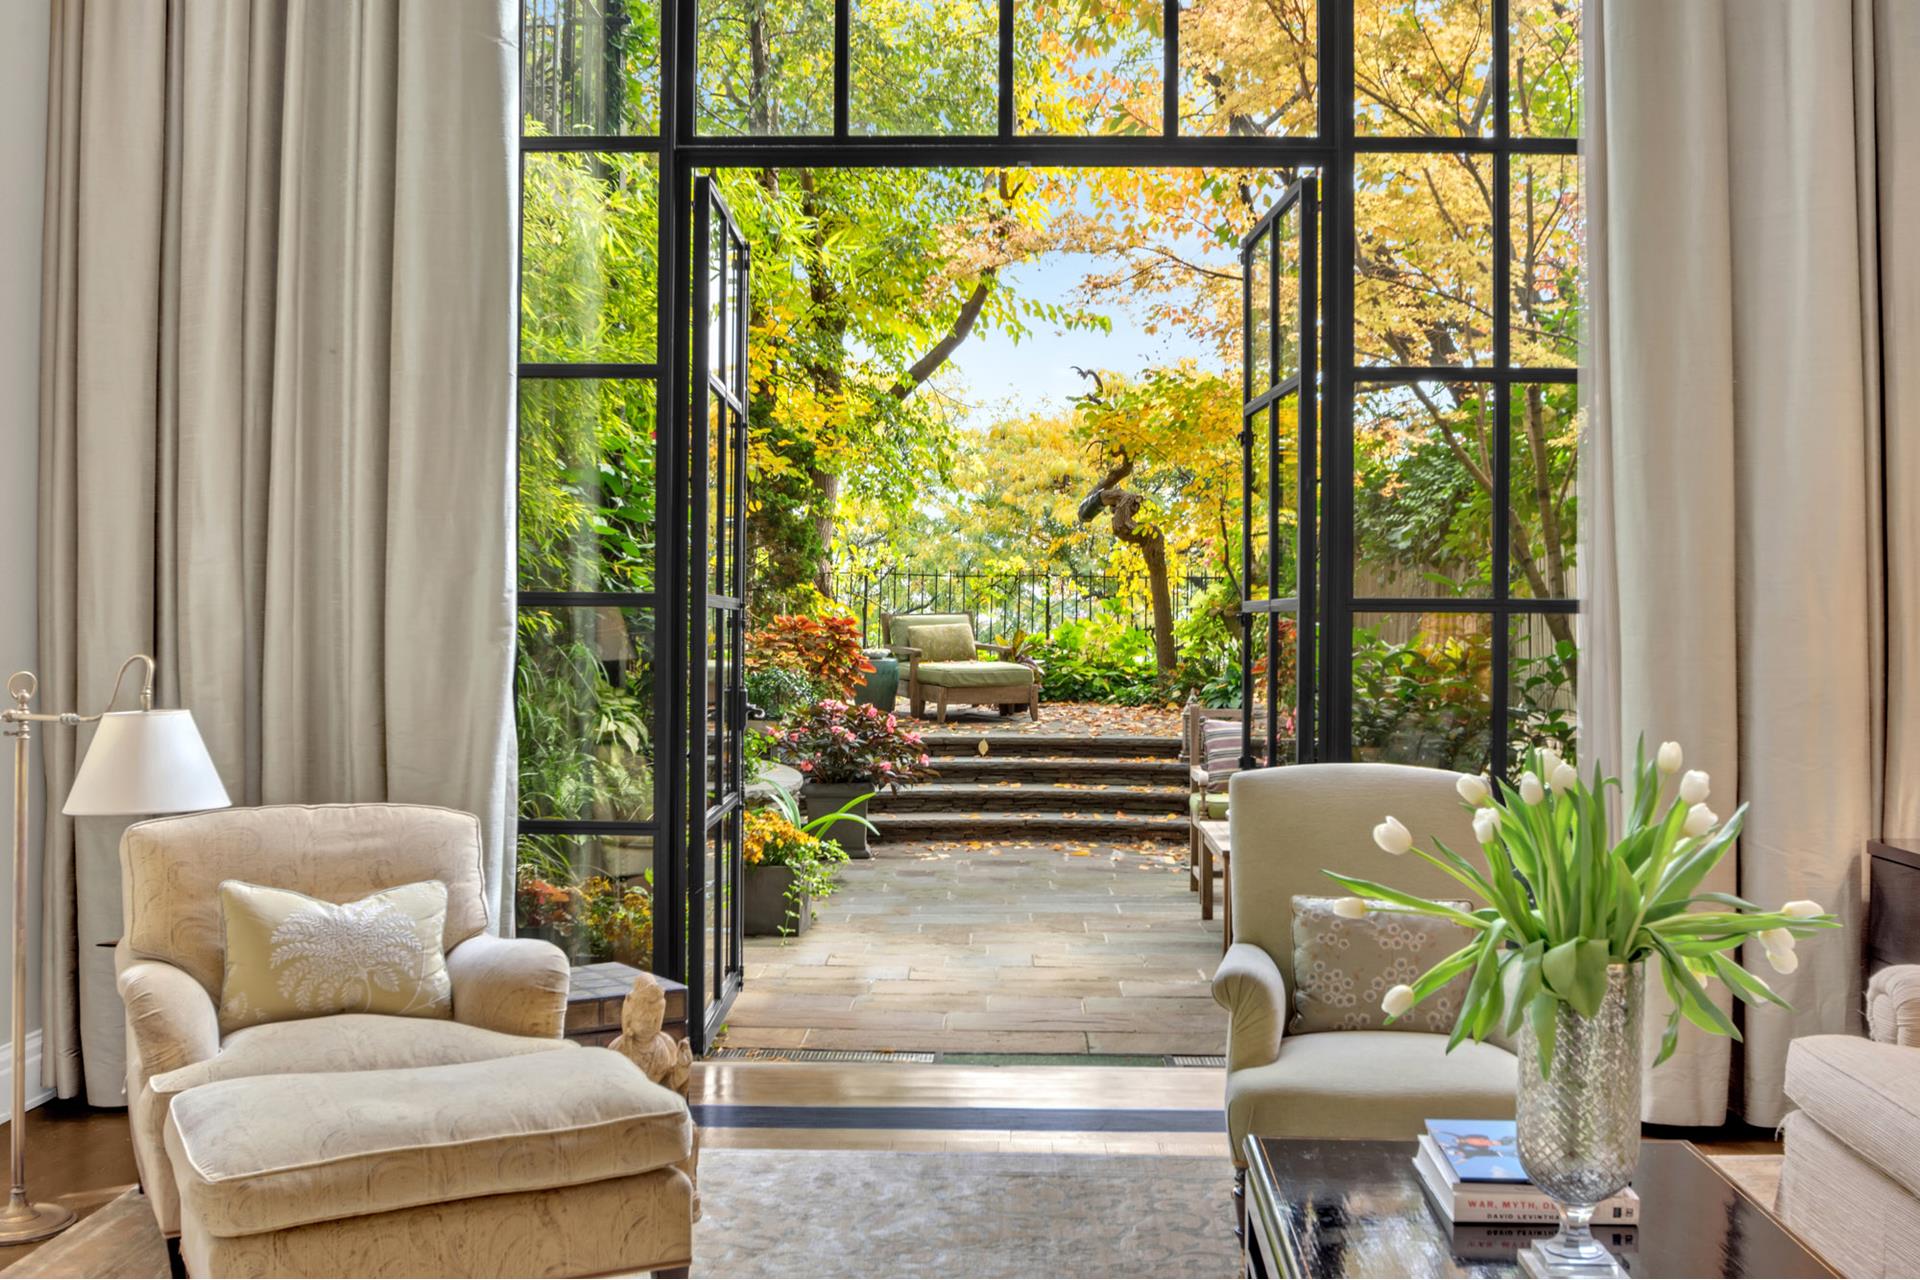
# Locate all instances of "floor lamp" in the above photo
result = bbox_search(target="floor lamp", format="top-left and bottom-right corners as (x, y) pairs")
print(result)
(0, 655), (229, 1244)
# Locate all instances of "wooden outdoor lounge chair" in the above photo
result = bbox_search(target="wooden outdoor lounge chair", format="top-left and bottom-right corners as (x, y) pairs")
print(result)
(882, 611), (1040, 724)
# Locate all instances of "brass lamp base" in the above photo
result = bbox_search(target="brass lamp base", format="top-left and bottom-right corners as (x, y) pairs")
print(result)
(0, 1195), (76, 1245)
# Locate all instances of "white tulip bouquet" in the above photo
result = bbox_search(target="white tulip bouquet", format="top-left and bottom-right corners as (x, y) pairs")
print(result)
(1325, 739), (1840, 1072)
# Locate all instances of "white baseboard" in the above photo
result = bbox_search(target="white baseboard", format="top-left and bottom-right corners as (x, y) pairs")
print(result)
(0, 1030), (55, 1113)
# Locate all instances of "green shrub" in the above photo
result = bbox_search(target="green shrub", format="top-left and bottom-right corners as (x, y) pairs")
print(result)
(1032, 619), (1164, 704)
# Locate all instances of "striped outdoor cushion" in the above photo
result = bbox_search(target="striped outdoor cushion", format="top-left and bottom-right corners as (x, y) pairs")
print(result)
(1201, 718), (1241, 785)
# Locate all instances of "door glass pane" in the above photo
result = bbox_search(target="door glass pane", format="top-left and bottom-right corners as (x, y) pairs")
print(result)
(729, 243), (749, 392)
(521, 153), (659, 362)
(515, 832), (657, 964)
(1276, 203), (1299, 386)
(517, 605), (656, 822)
(1354, 153), (1492, 367)
(1245, 409), (1270, 602)
(706, 399), (724, 592)
(1511, 0), (1582, 138)
(1508, 382), (1580, 600)
(522, 0), (662, 136)
(707, 214), (727, 377)
(1354, 0), (1492, 137)
(696, 0), (835, 134)
(851, 0), (998, 135)
(704, 822), (729, 1011)
(1259, 610), (1299, 764)
(1178, 0), (1315, 136)
(707, 609), (729, 803)
(1351, 611), (1492, 771)
(519, 379), (657, 593)
(1510, 153), (1583, 367)
(1270, 395), (1301, 599)
(1014, 0), (1163, 136)
(1246, 225), (1272, 394)
(1353, 383), (1493, 598)
(1509, 612), (1577, 771)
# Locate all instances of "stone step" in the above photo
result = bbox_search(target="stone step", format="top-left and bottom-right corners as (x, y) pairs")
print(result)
(872, 783), (1188, 817)
(915, 732), (1181, 761)
(926, 756), (1188, 786)
(869, 811), (1189, 844)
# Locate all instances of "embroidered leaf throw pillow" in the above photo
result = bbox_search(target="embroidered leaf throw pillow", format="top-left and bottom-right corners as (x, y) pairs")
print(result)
(1288, 894), (1476, 1035)
(217, 879), (454, 1034)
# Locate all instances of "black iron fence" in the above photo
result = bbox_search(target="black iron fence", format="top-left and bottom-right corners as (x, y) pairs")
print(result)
(825, 568), (1227, 646)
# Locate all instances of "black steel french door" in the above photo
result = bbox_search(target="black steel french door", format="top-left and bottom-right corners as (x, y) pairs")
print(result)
(1240, 178), (1319, 770)
(688, 176), (750, 1050)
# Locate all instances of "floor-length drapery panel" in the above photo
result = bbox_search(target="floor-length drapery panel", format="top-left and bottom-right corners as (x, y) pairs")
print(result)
(37, 0), (516, 1105)
(1584, 0), (1914, 1125)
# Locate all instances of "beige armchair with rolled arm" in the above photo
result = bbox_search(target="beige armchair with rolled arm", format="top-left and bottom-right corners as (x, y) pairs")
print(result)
(1775, 965), (1920, 1277)
(1211, 763), (1518, 1226)
(113, 804), (576, 1244)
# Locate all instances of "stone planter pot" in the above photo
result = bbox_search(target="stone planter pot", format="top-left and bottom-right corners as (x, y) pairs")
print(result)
(802, 781), (875, 858)
(744, 865), (811, 936)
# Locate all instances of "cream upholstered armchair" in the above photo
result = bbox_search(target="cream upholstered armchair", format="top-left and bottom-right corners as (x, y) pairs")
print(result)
(114, 804), (573, 1244)
(1774, 966), (1920, 1277)
(1212, 764), (1518, 1216)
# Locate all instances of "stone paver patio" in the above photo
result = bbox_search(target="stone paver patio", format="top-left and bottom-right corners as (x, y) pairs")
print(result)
(721, 837), (1226, 1056)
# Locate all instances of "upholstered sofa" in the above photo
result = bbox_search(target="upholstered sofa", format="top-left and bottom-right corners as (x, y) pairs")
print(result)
(1212, 764), (1517, 1222)
(114, 803), (696, 1277)
(1776, 965), (1920, 1277)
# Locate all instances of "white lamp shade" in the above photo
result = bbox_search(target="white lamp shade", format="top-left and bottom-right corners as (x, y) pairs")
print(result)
(62, 710), (232, 816)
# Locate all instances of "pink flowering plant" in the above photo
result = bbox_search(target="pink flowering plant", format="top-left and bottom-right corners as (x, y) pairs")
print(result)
(778, 699), (936, 790)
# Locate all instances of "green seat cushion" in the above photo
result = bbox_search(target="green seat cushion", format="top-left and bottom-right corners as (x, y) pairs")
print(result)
(888, 613), (972, 650)
(914, 661), (1034, 689)
(1188, 792), (1229, 820)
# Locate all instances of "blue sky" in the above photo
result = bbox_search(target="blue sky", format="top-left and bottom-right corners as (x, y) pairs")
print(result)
(941, 250), (1215, 429)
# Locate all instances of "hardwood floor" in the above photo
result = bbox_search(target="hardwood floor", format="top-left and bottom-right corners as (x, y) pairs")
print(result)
(726, 838), (1226, 1056)
(0, 1101), (143, 1274)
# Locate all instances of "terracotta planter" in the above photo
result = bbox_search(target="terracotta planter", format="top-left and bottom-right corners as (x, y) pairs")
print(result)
(801, 781), (875, 858)
(744, 864), (812, 936)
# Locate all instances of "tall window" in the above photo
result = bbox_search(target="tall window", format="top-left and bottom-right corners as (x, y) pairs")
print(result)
(1337, 0), (1581, 774)
(517, 1), (666, 972)
(513, 0), (1582, 1012)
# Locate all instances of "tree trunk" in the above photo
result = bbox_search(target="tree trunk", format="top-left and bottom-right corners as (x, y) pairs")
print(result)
(1135, 534), (1179, 674)
(1099, 486), (1179, 676)
(810, 465), (840, 597)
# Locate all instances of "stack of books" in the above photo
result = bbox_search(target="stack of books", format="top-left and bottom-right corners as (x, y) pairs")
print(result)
(1414, 1120), (1640, 1225)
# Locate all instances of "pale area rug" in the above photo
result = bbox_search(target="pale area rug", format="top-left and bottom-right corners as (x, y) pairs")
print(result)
(10, 1153), (1239, 1279)
(692, 1150), (1239, 1278)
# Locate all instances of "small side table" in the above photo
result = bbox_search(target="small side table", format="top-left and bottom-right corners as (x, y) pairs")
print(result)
(566, 962), (688, 1047)
(1197, 819), (1232, 950)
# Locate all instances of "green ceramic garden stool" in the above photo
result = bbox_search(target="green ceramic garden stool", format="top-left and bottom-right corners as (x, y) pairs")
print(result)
(855, 651), (899, 713)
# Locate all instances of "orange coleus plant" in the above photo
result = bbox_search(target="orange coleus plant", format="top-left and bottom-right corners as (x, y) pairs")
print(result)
(747, 614), (875, 698)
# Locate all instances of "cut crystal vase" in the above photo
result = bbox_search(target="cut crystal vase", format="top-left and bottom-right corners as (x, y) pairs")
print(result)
(1514, 962), (1643, 1279)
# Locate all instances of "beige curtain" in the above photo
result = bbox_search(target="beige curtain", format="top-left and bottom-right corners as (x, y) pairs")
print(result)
(38, 0), (517, 1104)
(1584, 0), (1920, 1125)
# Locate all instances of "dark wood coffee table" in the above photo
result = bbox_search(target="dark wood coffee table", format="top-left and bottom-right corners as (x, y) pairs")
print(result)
(1241, 1137), (1835, 1279)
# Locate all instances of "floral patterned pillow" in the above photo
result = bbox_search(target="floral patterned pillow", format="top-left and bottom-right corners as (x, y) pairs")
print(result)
(1288, 894), (1476, 1035)
(216, 879), (454, 1034)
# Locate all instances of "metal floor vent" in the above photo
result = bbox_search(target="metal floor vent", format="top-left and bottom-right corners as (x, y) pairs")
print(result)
(708, 1048), (938, 1064)
(1167, 1054), (1226, 1068)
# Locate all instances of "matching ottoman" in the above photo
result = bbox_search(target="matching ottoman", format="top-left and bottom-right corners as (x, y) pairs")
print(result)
(162, 1048), (696, 1278)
